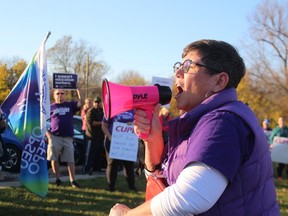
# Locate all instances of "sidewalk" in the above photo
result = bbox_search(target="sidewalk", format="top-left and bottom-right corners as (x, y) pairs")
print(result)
(0, 165), (106, 188)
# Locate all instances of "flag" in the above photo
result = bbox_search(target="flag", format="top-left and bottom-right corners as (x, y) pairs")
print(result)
(1, 32), (51, 197)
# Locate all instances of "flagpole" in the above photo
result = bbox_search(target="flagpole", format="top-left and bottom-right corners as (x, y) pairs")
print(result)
(44, 31), (51, 44)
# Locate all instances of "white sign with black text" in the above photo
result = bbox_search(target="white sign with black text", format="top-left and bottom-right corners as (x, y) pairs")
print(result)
(52, 73), (78, 89)
(270, 136), (288, 164)
(109, 122), (138, 162)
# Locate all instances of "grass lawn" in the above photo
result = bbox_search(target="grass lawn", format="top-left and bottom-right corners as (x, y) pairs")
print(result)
(0, 174), (147, 216)
(0, 169), (287, 215)
(275, 179), (288, 216)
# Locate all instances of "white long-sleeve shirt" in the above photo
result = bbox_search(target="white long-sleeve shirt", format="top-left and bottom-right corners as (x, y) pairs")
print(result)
(150, 162), (228, 215)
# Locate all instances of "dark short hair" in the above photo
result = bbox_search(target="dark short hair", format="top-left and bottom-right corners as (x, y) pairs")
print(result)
(182, 39), (246, 89)
(94, 96), (102, 103)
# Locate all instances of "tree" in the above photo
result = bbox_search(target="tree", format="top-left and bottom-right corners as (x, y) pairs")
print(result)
(9, 60), (27, 89)
(0, 59), (26, 103)
(0, 65), (11, 103)
(237, 70), (281, 125)
(116, 70), (148, 85)
(242, 0), (288, 125)
(48, 35), (109, 99)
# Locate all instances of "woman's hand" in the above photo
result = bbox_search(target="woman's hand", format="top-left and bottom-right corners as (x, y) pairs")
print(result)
(134, 104), (162, 142)
(109, 203), (130, 216)
(134, 104), (164, 171)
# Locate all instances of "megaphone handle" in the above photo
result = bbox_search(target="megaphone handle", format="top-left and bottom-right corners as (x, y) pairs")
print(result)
(138, 106), (153, 140)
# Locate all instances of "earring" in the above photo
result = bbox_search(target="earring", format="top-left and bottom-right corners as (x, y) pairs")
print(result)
(205, 90), (215, 98)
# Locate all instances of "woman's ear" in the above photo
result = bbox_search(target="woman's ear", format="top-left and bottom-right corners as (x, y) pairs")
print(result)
(213, 72), (229, 92)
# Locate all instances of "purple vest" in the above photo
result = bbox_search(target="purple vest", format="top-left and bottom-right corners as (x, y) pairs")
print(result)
(163, 89), (279, 215)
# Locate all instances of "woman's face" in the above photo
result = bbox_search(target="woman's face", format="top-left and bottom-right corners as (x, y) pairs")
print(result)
(85, 99), (92, 109)
(278, 117), (285, 128)
(174, 51), (219, 112)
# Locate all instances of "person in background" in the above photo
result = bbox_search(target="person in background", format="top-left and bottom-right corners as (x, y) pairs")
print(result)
(83, 96), (105, 175)
(158, 107), (171, 145)
(81, 98), (92, 174)
(262, 118), (272, 141)
(269, 117), (288, 180)
(109, 39), (279, 215)
(102, 110), (137, 192)
(46, 89), (82, 188)
(81, 98), (92, 135)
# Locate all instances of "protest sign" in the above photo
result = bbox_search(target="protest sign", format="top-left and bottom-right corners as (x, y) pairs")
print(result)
(109, 122), (138, 162)
(270, 136), (288, 164)
(53, 73), (78, 89)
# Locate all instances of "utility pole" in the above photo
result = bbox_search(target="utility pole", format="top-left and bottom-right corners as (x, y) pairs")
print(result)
(85, 54), (89, 98)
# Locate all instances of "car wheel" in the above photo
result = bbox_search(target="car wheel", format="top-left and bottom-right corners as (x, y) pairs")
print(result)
(1, 143), (21, 172)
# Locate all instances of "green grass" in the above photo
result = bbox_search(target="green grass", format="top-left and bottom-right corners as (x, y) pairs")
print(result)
(275, 179), (288, 216)
(0, 174), (146, 216)
(0, 172), (288, 215)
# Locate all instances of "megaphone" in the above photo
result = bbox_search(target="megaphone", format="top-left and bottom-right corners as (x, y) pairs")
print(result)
(102, 78), (172, 139)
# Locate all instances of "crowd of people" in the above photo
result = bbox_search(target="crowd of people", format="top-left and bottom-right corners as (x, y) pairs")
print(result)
(45, 88), (140, 192)
(38, 83), (175, 193)
(263, 116), (288, 181)
(0, 39), (284, 215)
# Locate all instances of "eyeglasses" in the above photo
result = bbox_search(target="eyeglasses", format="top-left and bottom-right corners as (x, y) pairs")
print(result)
(173, 59), (220, 74)
(55, 92), (64, 95)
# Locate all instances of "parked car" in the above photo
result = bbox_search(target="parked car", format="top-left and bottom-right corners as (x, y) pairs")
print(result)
(1, 116), (85, 172)
(1, 128), (22, 172)
(71, 115), (85, 165)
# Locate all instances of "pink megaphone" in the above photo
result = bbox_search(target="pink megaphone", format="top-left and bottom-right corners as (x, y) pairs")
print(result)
(102, 78), (172, 139)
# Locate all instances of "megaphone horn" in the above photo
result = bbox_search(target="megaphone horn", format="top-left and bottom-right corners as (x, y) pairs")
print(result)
(102, 79), (172, 139)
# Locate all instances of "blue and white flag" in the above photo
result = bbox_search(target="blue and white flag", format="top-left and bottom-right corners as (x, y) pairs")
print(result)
(1, 32), (51, 197)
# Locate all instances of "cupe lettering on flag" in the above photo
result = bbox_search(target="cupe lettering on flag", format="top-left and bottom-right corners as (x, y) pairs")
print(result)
(1, 32), (51, 197)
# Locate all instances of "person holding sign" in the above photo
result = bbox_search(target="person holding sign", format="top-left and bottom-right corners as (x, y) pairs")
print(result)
(109, 40), (279, 215)
(270, 117), (288, 180)
(46, 89), (82, 188)
(262, 118), (272, 141)
(101, 110), (137, 192)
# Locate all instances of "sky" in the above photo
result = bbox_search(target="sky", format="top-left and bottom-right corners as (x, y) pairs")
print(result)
(0, 0), (264, 83)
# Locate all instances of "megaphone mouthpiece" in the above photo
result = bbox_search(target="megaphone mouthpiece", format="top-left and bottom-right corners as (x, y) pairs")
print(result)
(154, 84), (172, 105)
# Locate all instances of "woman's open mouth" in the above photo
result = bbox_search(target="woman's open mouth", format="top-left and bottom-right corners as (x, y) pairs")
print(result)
(175, 85), (183, 97)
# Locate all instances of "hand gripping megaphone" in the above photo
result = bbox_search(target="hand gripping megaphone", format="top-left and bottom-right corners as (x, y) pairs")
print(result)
(102, 78), (172, 139)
